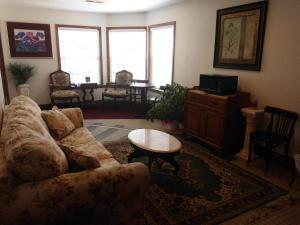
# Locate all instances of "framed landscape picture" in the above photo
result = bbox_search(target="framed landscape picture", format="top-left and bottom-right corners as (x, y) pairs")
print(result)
(7, 22), (53, 57)
(213, 1), (268, 71)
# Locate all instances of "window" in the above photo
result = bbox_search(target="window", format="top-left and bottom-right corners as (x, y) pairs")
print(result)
(107, 27), (147, 82)
(56, 25), (102, 84)
(149, 22), (175, 87)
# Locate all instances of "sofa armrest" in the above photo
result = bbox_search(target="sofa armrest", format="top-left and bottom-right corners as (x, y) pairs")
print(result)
(60, 108), (84, 128)
(0, 162), (149, 225)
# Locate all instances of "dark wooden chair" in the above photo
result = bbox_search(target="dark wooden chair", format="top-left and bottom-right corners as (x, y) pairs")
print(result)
(49, 70), (80, 105)
(247, 106), (298, 176)
(102, 70), (133, 105)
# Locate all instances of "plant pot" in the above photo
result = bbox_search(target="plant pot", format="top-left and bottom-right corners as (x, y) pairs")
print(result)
(162, 120), (182, 134)
(18, 83), (30, 96)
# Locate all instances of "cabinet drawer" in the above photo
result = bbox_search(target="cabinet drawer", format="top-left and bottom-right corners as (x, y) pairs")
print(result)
(187, 92), (227, 112)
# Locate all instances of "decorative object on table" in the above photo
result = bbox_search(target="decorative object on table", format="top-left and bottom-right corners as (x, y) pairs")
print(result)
(104, 138), (287, 225)
(7, 22), (52, 58)
(146, 83), (187, 131)
(102, 70), (133, 105)
(49, 70), (80, 105)
(247, 106), (298, 176)
(289, 154), (300, 187)
(85, 76), (90, 83)
(213, 1), (268, 71)
(8, 62), (34, 96)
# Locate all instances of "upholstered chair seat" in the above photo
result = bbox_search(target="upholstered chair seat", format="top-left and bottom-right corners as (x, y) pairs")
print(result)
(102, 70), (133, 105)
(103, 89), (127, 97)
(51, 90), (80, 98)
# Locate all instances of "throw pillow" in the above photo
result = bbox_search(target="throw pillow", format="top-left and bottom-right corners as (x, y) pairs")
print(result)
(59, 144), (101, 171)
(41, 107), (75, 140)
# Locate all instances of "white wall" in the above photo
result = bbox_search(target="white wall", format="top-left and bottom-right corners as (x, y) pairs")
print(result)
(107, 13), (146, 26)
(0, 5), (107, 104)
(146, 0), (300, 153)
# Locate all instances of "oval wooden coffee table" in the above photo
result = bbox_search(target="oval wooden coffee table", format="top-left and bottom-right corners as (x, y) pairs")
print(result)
(128, 129), (181, 175)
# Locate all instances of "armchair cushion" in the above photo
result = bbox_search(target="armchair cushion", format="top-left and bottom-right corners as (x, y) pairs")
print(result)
(58, 144), (101, 171)
(51, 90), (79, 98)
(103, 89), (128, 97)
(42, 108), (75, 140)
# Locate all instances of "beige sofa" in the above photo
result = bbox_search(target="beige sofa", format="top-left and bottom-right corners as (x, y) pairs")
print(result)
(0, 96), (149, 225)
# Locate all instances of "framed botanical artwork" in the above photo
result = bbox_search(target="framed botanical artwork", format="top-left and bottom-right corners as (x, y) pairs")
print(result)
(7, 22), (53, 57)
(213, 1), (268, 71)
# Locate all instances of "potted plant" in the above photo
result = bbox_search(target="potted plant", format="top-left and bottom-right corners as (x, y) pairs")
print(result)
(8, 62), (34, 96)
(147, 83), (187, 131)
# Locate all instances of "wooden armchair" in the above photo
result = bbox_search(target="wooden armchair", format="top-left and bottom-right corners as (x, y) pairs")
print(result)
(49, 70), (80, 105)
(102, 70), (133, 104)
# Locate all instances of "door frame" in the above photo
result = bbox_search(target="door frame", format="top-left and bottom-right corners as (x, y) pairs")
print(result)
(0, 31), (10, 104)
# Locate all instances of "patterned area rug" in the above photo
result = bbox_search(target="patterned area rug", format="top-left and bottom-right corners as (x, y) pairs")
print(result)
(103, 139), (288, 225)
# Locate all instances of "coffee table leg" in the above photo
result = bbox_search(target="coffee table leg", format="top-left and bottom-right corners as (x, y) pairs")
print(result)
(160, 155), (180, 175)
(128, 150), (142, 163)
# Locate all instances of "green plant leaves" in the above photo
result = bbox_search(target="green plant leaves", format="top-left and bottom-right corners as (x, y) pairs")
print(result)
(8, 62), (34, 85)
(146, 83), (187, 122)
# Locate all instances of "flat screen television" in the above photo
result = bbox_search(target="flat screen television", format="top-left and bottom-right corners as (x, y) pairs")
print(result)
(199, 74), (238, 95)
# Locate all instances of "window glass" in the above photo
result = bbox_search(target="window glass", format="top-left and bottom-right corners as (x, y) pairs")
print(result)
(57, 27), (101, 84)
(108, 28), (147, 81)
(149, 24), (175, 87)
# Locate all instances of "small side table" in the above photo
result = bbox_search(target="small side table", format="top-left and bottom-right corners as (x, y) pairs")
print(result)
(79, 83), (98, 102)
(238, 107), (264, 160)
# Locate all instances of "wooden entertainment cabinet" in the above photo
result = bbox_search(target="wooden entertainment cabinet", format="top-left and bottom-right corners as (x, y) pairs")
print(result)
(184, 89), (250, 156)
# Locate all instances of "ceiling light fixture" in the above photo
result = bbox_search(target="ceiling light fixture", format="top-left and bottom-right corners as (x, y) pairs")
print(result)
(86, 0), (105, 3)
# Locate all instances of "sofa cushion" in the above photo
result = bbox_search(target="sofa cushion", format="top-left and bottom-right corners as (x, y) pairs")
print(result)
(1, 96), (69, 182)
(42, 108), (75, 140)
(1, 96), (49, 135)
(4, 125), (68, 181)
(60, 108), (84, 128)
(59, 127), (113, 161)
(0, 157), (16, 197)
(59, 144), (101, 171)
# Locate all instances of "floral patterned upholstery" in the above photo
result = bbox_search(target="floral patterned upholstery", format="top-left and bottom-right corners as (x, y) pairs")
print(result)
(58, 128), (113, 170)
(0, 95), (149, 225)
(49, 70), (80, 104)
(51, 90), (79, 98)
(50, 71), (71, 87)
(60, 108), (83, 128)
(1, 96), (68, 182)
(115, 70), (133, 85)
(41, 107), (75, 140)
(103, 70), (133, 100)
(59, 127), (113, 161)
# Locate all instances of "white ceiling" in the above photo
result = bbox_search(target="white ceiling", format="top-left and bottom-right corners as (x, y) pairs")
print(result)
(0, 0), (188, 13)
